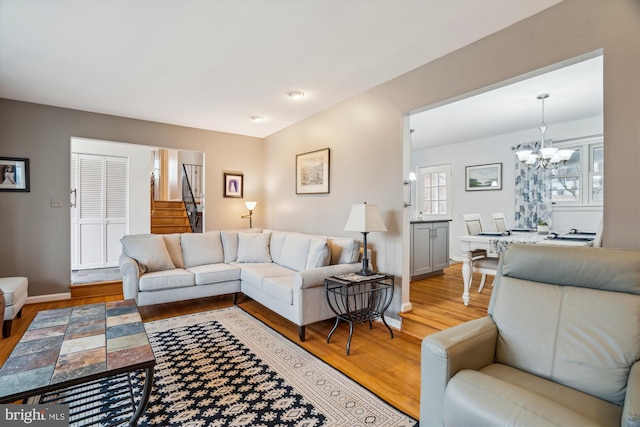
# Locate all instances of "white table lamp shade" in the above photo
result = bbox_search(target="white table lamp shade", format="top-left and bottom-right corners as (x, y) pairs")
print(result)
(245, 201), (257, 211)
(344, 203), (387, 232)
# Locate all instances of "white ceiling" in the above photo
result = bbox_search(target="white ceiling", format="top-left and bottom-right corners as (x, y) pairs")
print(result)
(0, 0), (562, 139)
(410, 54), (603, 150)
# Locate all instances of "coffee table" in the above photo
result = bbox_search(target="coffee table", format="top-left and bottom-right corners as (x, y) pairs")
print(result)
(0, 299), (155, 426)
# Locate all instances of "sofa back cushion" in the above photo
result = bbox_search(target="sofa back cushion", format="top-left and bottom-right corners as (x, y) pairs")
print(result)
(180, 231), (224, 267)
(236, 232), (272, 263)
(221, 228), (263, 262)
(489, 244), (640, 406)
(279, 233), (313, 272)
(328, 238), (360, 264)
(121, 235), (175, 273)
(306, 237), (331, 269)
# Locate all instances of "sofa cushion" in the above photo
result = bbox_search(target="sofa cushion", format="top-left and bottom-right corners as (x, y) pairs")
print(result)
(237, 232), (272, 263)
(138, 268), (194, 292)
(306, 237), (331, 269)
(262, 276), (294, 305)
(161, 233), (184, 268)
(236, 263), (295, 291)
(478, 363), (623, 425)
(181, 231), (224, 267)
(221, 228), (263, 262)
(444, 369), (618, 427)
(268, 231), (288, 264)
(186, 263), (241, 285)
(328, 238), (360, 264)
(279, 233), (313, 272)
(121, 235), (175, 273)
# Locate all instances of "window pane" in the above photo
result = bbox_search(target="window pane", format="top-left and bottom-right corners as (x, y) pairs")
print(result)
(424, 188), (431, 202)
(438, 201), (447, 214)
(438, 172), (446, 186)
(551, 177), (579, 202)
(593, 147), (604, 173)
(438, 186), (446, 201)
(553, 150), (581, 176)
(431, 187), (438, 200)
(423, 174), (431, 187)
(592, 175), (604, 202)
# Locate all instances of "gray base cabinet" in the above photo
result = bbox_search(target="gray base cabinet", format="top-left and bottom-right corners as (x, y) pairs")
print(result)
(411, 221), (450, 279)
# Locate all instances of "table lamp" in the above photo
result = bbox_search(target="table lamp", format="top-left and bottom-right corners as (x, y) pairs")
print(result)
(344, 202), (387, 275)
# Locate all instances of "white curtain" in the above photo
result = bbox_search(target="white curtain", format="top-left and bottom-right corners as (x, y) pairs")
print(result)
(513, 141), (552, 229)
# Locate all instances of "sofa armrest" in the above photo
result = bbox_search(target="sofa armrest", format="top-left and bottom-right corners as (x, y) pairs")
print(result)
(623, 360), (640, 427)
(119, 253), (140, 301)
(294, 263), (361, 289)
(420, 316), (498, 427)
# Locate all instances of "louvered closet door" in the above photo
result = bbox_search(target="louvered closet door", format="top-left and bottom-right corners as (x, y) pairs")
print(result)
(72, 153), (128, 270)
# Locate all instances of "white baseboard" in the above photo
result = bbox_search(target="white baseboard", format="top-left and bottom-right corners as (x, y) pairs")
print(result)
(401, 301), (413, 312)
(26, 293), (71, 304)
(383, 315), (402, 331)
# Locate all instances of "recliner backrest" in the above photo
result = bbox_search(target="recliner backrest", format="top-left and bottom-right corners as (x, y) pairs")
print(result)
(488, 244), (640, 405)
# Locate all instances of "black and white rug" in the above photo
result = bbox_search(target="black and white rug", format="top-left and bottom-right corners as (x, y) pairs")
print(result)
(36, 307), (417, 426)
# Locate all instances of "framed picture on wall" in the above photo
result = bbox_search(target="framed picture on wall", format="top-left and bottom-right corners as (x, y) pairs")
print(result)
(296, 148), (330, 194)
(0, 157), (30, 192)
(465, 163), (502, 191)
(224, 172), (243, 198)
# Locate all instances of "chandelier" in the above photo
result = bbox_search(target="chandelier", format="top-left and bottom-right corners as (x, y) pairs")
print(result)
(516, 93), (573, 169)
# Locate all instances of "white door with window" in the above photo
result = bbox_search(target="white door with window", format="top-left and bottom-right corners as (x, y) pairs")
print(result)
(71, 153), (128, 270)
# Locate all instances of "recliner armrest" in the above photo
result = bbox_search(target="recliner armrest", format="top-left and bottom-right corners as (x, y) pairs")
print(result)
(420, 316), (498, 427)
(623, 360), (640, 427)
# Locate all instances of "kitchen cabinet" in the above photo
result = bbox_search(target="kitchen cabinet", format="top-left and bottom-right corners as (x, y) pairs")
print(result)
(411, 220), (450, 279)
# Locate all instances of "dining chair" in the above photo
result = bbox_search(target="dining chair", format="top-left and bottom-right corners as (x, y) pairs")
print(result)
(462, 213), (498, 292)
(491, 212), (508, 232)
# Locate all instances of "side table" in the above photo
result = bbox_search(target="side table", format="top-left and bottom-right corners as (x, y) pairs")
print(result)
(325, 273), (394, 355)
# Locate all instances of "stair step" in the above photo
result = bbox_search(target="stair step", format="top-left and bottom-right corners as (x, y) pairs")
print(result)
(152, 208), (187, 217)
(153, 200), (186, 208)
(151, 216), (191, 226)
(151, 225), (192, 234)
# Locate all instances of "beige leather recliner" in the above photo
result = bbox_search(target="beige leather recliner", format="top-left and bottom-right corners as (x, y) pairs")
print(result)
(420, 244), (640, 427)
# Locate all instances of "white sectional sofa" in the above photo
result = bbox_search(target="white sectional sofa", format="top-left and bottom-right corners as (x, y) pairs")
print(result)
(119, 229), (363, 340)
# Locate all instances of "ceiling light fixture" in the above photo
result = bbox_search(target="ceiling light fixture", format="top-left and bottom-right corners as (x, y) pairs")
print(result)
(515, 93), (573, 169)
(288, 91), (304, 99)
(250, 115), (264, 122)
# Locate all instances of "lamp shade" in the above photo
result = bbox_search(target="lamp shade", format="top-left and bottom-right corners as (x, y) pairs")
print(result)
(245, 201), (257, 210)
(344, 203), (387, 233)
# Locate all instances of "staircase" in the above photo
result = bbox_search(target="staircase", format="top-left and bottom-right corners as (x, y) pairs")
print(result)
(151, 201), (192, 234)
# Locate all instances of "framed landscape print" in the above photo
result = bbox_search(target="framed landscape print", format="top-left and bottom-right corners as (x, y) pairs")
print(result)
(465, 163), (502, 191)
(0, 157), (30, 192)
(224, 172), (243, 198)
(296, 148), (330, 194)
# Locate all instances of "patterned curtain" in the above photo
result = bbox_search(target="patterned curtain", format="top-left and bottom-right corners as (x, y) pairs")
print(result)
(513, 141), (553, 229)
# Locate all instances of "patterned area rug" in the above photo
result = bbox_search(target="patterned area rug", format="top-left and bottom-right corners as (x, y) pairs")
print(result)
(35, 306), (417, 426)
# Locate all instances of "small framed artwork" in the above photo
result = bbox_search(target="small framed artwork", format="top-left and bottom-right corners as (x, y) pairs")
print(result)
(0, 157), (30, 192)
(465, 163), (502, 191)
(224, 172), (243, 198)
(296, 148), (330, 194)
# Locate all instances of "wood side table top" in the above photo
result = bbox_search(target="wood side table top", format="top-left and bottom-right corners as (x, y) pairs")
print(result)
(0, 299), (155, 403)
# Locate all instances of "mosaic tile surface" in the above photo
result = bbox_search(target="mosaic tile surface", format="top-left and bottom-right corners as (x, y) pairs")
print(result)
(0, 299), (155, 401)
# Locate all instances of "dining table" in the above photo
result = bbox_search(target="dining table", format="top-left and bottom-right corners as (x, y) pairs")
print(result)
(458, 230), (595, 306)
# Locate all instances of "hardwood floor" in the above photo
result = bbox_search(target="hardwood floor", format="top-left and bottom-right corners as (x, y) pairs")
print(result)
(0, 262), (491, 421)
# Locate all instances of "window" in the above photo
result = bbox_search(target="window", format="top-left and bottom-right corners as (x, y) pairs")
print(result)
(551, 136), (603, 206)
(417, 164), (452, 218)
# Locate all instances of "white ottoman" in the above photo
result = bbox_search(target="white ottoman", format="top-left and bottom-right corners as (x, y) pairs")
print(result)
(0, 277), (28, 338)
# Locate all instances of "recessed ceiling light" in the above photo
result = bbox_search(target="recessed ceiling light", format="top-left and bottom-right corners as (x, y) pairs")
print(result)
(288, 91), (304, 99)
(250, 115), (264, 122)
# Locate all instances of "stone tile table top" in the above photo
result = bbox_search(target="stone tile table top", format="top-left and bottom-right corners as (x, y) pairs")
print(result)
(0, 299), (155, 403)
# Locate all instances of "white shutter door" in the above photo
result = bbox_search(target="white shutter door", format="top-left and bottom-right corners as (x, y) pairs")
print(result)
(78, 154), (105, 269)
(71, 154), (79, 269)
(105, 157), (127, 266)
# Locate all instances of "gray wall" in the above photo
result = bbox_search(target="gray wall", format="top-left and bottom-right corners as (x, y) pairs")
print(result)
(0, 100), (263, 296)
